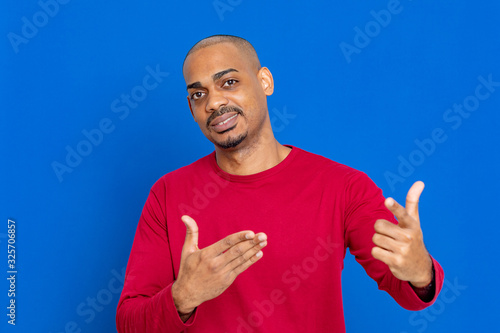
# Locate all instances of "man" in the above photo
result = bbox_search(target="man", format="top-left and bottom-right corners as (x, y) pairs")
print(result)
(116, 35), (444, 332)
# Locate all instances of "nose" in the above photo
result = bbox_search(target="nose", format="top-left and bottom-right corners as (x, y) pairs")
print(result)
(205, 90), (228, 113)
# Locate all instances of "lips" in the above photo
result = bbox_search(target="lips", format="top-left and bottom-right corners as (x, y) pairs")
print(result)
(210, 112), (239, 133)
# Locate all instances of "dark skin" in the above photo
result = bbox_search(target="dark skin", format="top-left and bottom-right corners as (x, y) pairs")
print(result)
(372, 181), (433, 288)
(183, 42), (291, 175)
(172, 42), (289, 321)
(172, 42), (433, 322)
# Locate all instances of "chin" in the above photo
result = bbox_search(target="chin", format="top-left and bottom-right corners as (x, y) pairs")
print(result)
(214, 132), (248, 150)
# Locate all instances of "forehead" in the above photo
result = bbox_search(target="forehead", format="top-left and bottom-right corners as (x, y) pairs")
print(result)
(183, 42), (253, 84)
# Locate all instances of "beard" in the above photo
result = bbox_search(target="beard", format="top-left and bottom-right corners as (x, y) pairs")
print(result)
(214, 131), (248, 149)
(207, 105), (247, 149)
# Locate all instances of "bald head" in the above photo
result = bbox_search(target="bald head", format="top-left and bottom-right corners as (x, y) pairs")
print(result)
(183, 35), (261, 73)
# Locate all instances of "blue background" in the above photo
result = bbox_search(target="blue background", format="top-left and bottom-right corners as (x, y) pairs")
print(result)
(2, 0), (499, 332)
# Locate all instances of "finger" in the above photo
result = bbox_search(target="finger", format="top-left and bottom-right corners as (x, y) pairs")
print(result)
(224, 238), (268, 271)
(371, 246), (396, 267)
(209, 230), (256, 256)
(230, 249), (264, 277)
(374, 219), (410, 241)
(181, 215), (199, 255)
(406, 181), (425, 220)
(372, 232), (400, 252)
(385, 198), (415, 229)
(221, 233), (267, 263)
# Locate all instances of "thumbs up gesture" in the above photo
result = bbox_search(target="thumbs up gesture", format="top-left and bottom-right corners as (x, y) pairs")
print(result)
(371, 181), (433, 288)
(172, 215), (267, 321)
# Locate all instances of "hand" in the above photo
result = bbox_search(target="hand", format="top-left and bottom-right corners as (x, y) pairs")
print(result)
(371, 181), (433, 287)
(172, 215), (267, 320)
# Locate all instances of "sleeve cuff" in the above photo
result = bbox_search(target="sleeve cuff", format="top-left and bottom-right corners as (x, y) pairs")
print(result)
(409, 260), (436, 302)
(162, 282), (198, 329)
(402, 255), (444, 310)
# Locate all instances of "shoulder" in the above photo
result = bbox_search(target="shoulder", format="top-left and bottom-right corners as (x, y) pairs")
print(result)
(290, 145), (364, 181)
(290, 146), (382, 203)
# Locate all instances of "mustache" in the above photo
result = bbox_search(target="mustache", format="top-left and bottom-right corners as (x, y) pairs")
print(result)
(206, 105), (244, 127)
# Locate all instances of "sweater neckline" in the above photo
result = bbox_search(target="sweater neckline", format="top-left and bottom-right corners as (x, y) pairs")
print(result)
(208, 145), (298, 183)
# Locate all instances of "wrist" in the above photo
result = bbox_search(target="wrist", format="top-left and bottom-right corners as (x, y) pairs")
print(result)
(410, 263), (435, 302)
(172, 281), (196, 315)
(409, 255), (433, 288)
(410, 273), (432, 288)
(409, 255), (434, 289)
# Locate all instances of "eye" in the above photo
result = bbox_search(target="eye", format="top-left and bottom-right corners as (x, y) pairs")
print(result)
(222, 79), (238, 88)
(191, 91), (205, 101)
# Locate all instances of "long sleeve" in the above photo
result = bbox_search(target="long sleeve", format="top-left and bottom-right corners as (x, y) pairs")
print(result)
(343, 171), (444, 310)
(116, 179), (197, 332)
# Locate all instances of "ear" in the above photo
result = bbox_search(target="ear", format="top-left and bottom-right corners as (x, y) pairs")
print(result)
(187, 96), (195, 120)
(258, 67), (274, 96)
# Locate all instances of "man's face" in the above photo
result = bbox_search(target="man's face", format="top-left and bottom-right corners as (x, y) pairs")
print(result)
(183, 42), (273, 150)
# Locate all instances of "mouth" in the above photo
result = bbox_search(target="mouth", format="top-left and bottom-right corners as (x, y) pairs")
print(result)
(210, 113), (239, 133)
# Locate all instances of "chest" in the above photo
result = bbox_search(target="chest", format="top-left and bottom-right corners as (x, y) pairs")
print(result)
(166, 177), (347, 277)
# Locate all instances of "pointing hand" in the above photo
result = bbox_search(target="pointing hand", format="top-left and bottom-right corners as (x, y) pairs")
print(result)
(172, 215), (267, 321)
(371, 181), (433, 287)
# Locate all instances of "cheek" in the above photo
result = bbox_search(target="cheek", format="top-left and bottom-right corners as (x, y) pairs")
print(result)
(196, 117), (208, 130)
(191, 112), (207, 131)
(192, 106), (206, 122)
(243, 98), (268, 122)
(236, 93), (262, 115)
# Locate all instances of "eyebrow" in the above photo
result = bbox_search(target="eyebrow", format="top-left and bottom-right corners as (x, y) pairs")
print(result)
(212, 68), (238, 81)
(186, 68), (239, 90)
(186, 81), (203, 90)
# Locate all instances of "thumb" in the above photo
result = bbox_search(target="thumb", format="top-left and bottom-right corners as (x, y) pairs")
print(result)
(406, 181), (425, 221)
(181, 215), (199, 255)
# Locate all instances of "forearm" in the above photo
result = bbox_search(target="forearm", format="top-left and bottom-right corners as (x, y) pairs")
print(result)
(409, 262), (436, 303)
(116, 282), (196, 333)
(171, 281), (197, 322)
(379, 256), (444, 311)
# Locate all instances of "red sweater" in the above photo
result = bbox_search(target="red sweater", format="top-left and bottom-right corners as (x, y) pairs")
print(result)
(116, 145), (444, 332)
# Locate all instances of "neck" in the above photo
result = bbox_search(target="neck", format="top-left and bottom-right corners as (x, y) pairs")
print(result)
(214, 133), (291, 175)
